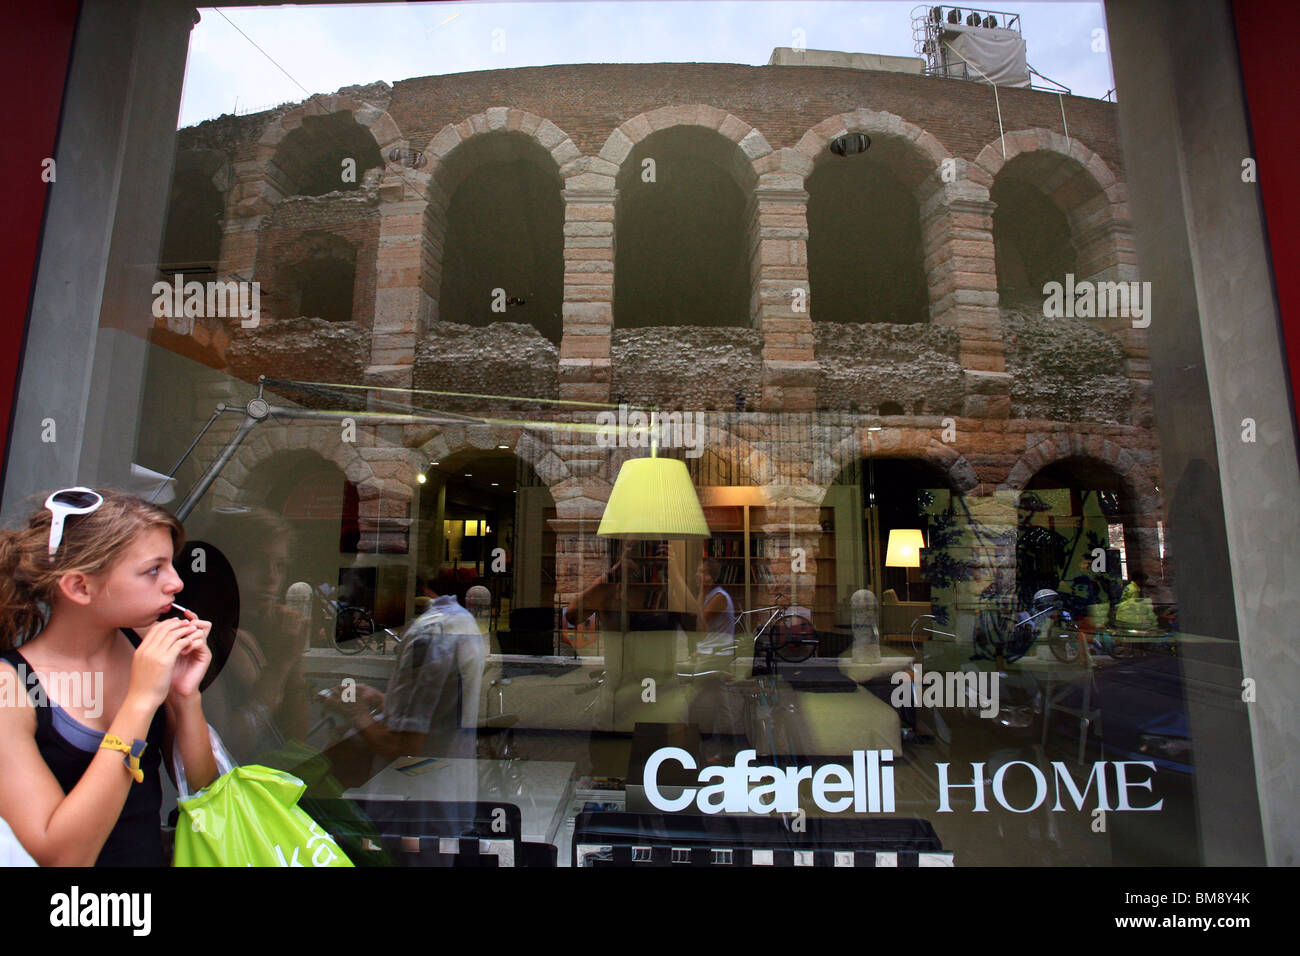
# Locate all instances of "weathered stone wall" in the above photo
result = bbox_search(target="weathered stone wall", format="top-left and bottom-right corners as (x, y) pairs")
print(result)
(1002, 307), (1133, 423)
(610, 327), (763, 410)
(179, 81), (394, 162)
(813, 322), (963, 414)
(383, 64), (1125, 173)
(255, 191), (380, 327)
(164, 62), (1164, 602)
(225, 317), (369, 406)
(412, 322), (558, 410)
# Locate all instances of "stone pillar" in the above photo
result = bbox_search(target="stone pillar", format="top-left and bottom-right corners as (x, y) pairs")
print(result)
(1075, 217), (1140, 287)
(357, 478), (412, 554)
(921, 189), (1011, 418)
(750, 182), (817, 411)
(365, 186), (433, 401)
(551, 515), (609, 619)
(559, 189), (616, 404)
(220, 158), (281, 278)
(755, 494), (822, 613)
(1113, 325), (1157, 429)
(928, 490), (1018, 645)
(205, 160), (280, 365)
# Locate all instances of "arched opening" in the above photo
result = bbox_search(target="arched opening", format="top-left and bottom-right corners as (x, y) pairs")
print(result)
(159, 161), (225, 275)
(189, 450), (362, 647)
(1017, 457), (1139, 619)
(416, 448), (556, 654)
(435, 132), (564, 343)
(614, 127), (751, 329)
(807, 153), (928, 324)
(268, 460), (362, 556)
(270, 111), (384, 197)
(822, 456), (959, 636)
(283, 232), (357, 322)
(992, 172), (1077, 303)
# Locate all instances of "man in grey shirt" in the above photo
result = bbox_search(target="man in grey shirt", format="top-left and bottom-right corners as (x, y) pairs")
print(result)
(331, 584), (485, 769)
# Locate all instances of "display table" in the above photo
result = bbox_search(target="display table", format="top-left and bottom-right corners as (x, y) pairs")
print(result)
(343, 757), (576, 848)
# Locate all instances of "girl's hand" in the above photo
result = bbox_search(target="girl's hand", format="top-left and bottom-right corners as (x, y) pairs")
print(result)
(128, 618), (198, 710)
(168, 607), (212, 700)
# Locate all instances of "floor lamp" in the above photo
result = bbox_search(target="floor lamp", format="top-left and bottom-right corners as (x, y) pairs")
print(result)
(885, 528), (925, 602)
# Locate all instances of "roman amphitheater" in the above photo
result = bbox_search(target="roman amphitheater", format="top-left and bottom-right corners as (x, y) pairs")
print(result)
(147, 52), (1165, 643)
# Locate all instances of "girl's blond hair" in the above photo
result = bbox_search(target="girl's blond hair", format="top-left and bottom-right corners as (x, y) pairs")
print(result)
(0, 489), (184, 650)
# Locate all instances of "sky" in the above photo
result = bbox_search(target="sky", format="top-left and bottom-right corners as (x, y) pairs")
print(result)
(178, 1), (1114, 128)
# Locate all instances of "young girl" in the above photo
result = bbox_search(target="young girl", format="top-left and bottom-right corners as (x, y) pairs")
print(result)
(0, 488), (217, 866)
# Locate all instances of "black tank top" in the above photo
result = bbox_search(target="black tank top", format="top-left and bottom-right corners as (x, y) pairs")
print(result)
(1, 640), (167, 867)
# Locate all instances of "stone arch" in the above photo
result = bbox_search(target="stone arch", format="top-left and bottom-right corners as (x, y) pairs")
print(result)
(1000, 433), (1157, 506)
(1002, 439), (1163, 603)
(222, 422), (423, 554)
(425, 108), (579, 190)
(794, 111), (952, 326)
(598, 105), (772, 181)
(791, 109), (950, 191)
(215, 423), (376, 509)
(418, 109), (571, 344)
(603, 108), (765, 333)
(815, 427), (979, 494)
(974, 129), (1134, 296)
(417, 423), (548, 485)
(253, 94), (405, 205)
(227, 429), (404, 552)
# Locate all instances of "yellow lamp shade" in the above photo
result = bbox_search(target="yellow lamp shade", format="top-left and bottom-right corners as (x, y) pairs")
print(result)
(598, 456), (710, 539)
(885, 528), (925, 568)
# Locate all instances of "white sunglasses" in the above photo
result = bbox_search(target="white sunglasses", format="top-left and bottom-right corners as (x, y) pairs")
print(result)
(45, 487), (104, 556)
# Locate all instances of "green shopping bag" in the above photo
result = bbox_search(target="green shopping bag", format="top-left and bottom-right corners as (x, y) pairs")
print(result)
(172, 727), (353, 867)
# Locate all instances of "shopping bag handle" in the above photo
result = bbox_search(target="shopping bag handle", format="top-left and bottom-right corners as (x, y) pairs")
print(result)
(173, 724), (237, 801)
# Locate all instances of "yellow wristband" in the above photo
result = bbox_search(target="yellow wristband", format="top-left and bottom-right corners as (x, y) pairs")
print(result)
(100, 733), (146, 783)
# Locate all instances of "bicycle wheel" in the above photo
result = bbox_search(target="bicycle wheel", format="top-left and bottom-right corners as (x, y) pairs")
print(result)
(1048, 625), (1081, 663)
(772, 613), (817, 664)
(334, 605), (374, 655)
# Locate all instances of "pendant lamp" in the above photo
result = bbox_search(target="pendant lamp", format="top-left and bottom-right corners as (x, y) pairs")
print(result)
(598, 417), (710, 539)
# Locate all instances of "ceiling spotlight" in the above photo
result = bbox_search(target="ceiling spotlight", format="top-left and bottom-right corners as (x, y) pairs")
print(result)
(417, 473), (427, 484)
(497, 444), (509, 450)
(830, 132), (871, 157)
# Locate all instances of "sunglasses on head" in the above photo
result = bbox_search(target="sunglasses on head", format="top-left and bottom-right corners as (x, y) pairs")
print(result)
(45, 487), (104, 557)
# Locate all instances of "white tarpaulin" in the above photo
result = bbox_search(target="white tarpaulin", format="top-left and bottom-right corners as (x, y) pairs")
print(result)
(945, 28), (1029, 87)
